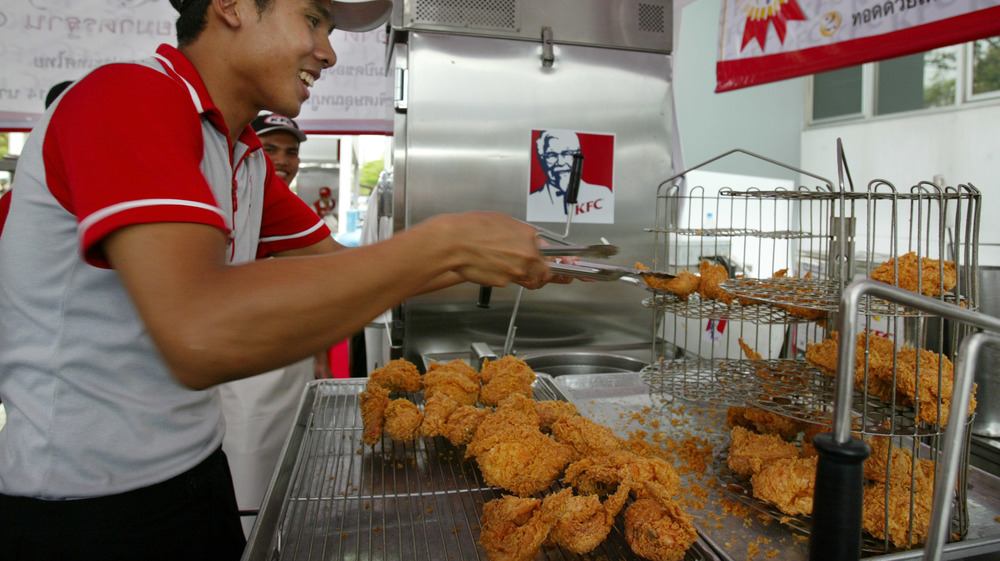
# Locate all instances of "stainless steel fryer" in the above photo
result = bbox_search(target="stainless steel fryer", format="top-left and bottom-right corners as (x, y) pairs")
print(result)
(243, 375), (723, 561)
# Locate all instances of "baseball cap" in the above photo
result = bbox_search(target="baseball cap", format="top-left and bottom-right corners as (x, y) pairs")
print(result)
(169, 0), (392, 33)
(252, 113), (307, 142)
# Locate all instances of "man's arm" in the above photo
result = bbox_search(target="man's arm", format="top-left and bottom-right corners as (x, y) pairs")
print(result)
(275, 236), (472, 295)
(104, 211), (547, 390)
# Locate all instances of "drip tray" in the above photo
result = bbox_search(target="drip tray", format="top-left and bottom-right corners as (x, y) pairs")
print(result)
(520, 351), (647, 376)
(421, 349), (651, 375)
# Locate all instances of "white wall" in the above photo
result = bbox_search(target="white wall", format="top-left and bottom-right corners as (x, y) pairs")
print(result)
(800, 104), (1000, 263)
(673, 0), (806, 183)
(674, 0), (1000, 263)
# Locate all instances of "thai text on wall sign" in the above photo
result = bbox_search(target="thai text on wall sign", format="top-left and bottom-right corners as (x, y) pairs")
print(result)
(0, 0), (393, 134)
(716, 0), (1000, 92)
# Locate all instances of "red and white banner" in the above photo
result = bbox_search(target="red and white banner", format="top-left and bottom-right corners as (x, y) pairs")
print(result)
(716, 0), (1000, 92)
(0, 0), (393, 134)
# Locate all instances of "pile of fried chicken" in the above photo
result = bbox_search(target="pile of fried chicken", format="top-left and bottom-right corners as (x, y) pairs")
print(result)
(725, 405), (941, 549)
(734, 329), (971, 549)
(358, 356), (697, 561)
(805, 331), (977, 427)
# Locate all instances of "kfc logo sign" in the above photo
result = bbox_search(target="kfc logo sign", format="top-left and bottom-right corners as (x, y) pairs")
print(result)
(526, 129), (615, 224)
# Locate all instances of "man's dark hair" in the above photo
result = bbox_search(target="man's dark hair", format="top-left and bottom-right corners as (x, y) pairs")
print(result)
(176, 0), (274, 46)
(45, 80), (74, 109)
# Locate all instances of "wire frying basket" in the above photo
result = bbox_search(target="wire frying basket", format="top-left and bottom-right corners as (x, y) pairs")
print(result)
(637, 143), (982, 556)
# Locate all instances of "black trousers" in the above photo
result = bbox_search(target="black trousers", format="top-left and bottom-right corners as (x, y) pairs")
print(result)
(0, 447), (246, 561)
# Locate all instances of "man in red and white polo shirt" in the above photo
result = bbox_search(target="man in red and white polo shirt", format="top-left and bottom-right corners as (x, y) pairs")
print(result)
(0, 0), (552, 559)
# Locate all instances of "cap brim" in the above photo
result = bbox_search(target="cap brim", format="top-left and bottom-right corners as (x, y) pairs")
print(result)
(332, 0), (392, 32)
(255, 125), (307, 143)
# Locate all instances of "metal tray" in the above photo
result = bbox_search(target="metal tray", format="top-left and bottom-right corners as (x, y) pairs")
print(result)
(553, 372), (1000, 561)
(243, 375), (723, 561)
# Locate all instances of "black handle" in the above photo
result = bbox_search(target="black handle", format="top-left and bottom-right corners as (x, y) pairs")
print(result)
(809, 433), (870, 561)
(477, 286), (492, 308)
(566, 152), (584, 205)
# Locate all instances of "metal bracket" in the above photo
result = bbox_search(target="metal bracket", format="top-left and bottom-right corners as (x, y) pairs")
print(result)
(394, 67), (408, 111)
(541, 26), (554, 67)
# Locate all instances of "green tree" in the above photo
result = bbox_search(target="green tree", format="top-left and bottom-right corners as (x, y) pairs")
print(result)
(924, 48), (956, 107)
(358, 156), (384, 195)
(0, 133), (8, 158)
(973, 36), (1000, 95)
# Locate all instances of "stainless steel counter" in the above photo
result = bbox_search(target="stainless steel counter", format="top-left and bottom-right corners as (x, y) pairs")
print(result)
(242, 372), (1000, 561)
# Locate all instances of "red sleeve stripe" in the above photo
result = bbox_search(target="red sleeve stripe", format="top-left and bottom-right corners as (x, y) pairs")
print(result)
(80, 198), (225, 233)
(259, 219), (328, 243)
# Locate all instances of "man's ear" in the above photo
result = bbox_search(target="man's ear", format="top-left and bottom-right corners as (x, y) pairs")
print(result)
(212, 0), (242, 28)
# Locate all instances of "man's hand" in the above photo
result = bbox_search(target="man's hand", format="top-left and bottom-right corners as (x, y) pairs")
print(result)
(421, 212), (549, 288)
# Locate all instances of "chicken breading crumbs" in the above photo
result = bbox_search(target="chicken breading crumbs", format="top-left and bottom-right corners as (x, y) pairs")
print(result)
(721, 498), (753, 518)
(628, 429), (648, 440)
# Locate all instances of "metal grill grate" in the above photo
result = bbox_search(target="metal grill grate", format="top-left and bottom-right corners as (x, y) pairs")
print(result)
(642, 293), (821, 324)
(246, 377), (721, 560)
(720, 277), (969, 317)
(413, 0), (518, 30)
(637, 3), (666, 33)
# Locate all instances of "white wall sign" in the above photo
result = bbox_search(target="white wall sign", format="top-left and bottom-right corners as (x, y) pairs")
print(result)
(0, 0), (393, 133)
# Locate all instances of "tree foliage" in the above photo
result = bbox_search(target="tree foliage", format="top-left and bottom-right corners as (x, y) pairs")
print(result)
(973, 36), (1000, 95)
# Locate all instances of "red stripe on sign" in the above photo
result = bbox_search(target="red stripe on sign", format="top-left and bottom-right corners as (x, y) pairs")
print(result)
(717, 5), (1000, 92)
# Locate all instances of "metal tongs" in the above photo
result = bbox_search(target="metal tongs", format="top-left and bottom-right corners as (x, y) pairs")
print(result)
(539, 244), (619, 259)
(549, 260), (676, 282)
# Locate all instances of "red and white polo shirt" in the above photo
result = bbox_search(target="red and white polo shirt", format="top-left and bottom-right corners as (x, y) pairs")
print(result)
(0, 44), (330, 498)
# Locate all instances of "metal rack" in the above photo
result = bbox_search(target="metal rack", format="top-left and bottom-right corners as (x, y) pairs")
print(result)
(636, 145), (986, 556)
(242, 376), (723, 561)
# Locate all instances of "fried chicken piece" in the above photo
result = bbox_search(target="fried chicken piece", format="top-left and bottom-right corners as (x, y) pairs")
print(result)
(697, 260), (734, 305)
(420, 392), (461, 437)
(551, 415), (625, 461)
(636, 262), (700, 300)
(440, 405), (490, 446)
(541, 484), (631, 555)
(893, 346), (976, 426)
(472, 423), (571, 496)
(805, 331), (897, 402)
(479, 356), (536, 407)
(383, 398), (423, 441)
(424, 364), (481, 406)
(564, 449), (680, 500)
(479, 495), (552, 561)
(624, 481), (698, 561)
(480, 375), (535, 407)
(864, 435), (936, 487)
(774, 298), (828, 321)
(479, 355), (534, 385)
(727, 425), (799, 478)
(870, 252), (957, 297)
(359, 384), (390, 445)
(368, 358), (422, 393)
(738, 338), (763, 360)
(490, 393), (540, 426)
(725, 406), (804, 441)
(862, 480), (934, 548)
(534, 400), (579, 432)
(426, 358), (481, 383)
(800, 423), (831, 457)
(468, 395), (571, 497)
(751, 456), (818, 515)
